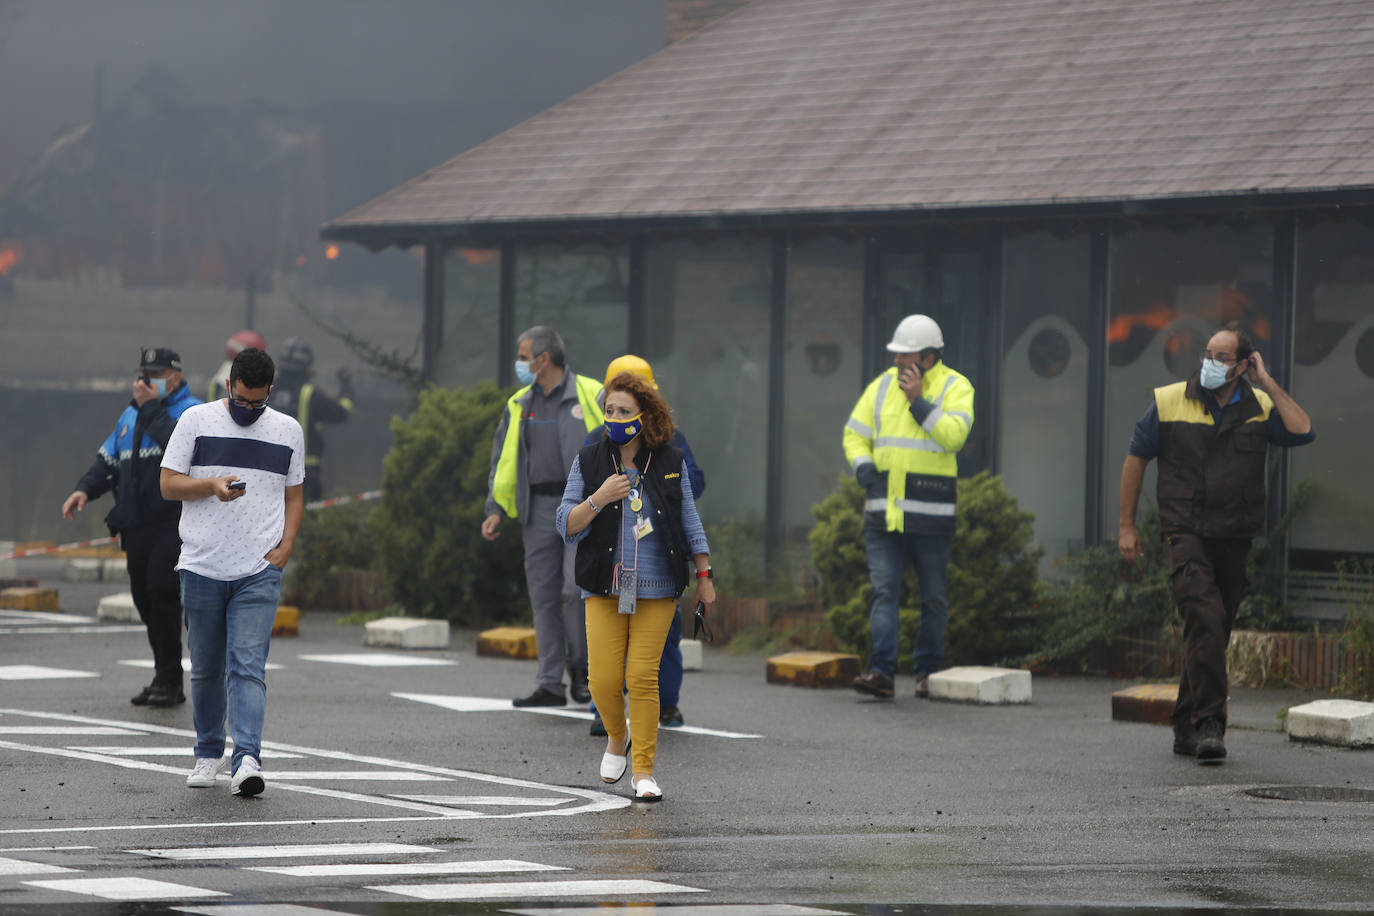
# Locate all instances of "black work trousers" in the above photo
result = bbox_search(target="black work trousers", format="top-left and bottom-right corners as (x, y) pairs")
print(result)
(123, 521), (185, 688)
(1165, 531), (1250, 730)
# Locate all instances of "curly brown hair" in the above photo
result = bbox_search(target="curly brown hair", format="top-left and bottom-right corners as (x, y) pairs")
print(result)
(604, 371), (675, 449)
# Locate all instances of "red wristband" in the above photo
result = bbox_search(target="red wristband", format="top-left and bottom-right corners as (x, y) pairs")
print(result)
(696, 567), (713, 579)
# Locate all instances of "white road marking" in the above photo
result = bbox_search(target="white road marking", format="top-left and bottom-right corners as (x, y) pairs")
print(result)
(0, 610), (97, 624)
(256, 771), (452, 781)
(68, 746), (305, 759)
(395, 693), (765, 738)
(388, 795), (570, 807)
(503, 908), (847, 916)
(0, 856), (80, 875)
(0, 846), (95, 852)
(0, 707), (629, 834)
(173, 905), (359, 916)
(372, 878), (707, 901)
(0, 726), (139, 735)
(248, 859), (566, 877)
(298, 653), (455, 667)
(0, 666), (100, 680)
(131, 842), (437, 860)
(119, 659), (283, 671)
(0, 626), (145, 635)
(23, 876), (227, 900)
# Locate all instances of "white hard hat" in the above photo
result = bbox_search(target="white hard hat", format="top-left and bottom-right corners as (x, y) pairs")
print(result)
(887, 314), (944, 353)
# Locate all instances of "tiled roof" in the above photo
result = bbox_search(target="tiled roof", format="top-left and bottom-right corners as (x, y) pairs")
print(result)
(325, 0), (1374, 237)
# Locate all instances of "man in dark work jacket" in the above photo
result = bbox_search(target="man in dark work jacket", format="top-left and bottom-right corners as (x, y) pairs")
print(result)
(1119, 322), (1314, 764)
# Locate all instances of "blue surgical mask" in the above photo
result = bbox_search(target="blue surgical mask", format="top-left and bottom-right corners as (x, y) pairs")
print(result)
(514, 359), (536, 386)
(149, 377), (168, 398)
(1199, 358), (1230, 390)
(605, 414), (643, 445)
(227, 399), (266, 426)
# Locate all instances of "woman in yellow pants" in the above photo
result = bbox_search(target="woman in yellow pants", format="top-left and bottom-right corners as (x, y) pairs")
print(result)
(557, 371), (715, 801)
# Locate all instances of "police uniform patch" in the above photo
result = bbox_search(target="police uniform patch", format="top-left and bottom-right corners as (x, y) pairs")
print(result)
(571, 404), (584, 420)
(144, 349), (156, 364)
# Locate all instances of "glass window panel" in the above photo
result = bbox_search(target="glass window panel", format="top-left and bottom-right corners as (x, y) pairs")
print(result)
(1103, 218), (1275, 536)
(784, 237), (864, 532)
(642, 237), (771, 523)
(514, 243), (629, 379)
(435, 246), (500, 388)
(1288, 212), (1374, 616)
(1000, 227), (1092, 563)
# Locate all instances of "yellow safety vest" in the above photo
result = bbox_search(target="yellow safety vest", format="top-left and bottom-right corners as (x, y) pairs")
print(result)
(491, 372), (604, 519)
(842, 362), (974, 533)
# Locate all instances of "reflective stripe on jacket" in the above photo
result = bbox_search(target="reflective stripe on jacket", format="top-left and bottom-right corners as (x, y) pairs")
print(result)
(842, 362), (974, 535)
(489, 372), (604, 520)
(1155, 375), (1273, 539)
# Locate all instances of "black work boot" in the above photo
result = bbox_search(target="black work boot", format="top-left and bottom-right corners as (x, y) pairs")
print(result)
(568, 666), (591, 704)
(1172, 722), (1198, 756)
(1195, 717), (1227, 763)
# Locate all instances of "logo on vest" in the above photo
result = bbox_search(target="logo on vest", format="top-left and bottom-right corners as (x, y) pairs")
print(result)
(571, 404), (584, 421)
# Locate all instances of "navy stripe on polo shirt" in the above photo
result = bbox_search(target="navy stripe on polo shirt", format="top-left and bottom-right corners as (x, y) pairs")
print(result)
(190, 436), (293, 475)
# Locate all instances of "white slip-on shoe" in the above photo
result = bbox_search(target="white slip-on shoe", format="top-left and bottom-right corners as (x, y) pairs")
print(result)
(633, 776), (662, 802)
(231, 755), (265, 797)
(600, 749), (628, 784)
(186, 757), (223, 788)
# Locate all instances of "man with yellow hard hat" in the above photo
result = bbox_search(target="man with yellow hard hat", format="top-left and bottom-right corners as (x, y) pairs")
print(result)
(583, 355), (706, 736)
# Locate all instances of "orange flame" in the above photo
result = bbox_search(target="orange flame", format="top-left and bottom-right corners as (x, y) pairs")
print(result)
(1106, 304), (1173, 343)
(325, 244), (340, 261)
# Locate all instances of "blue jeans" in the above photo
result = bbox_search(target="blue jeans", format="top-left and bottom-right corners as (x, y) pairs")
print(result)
(181, 565), (282, 774)
(590, 604), (685, 717)
(864, 528), (951, 680)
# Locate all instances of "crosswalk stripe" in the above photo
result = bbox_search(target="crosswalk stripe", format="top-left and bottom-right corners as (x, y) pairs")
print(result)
(0, 726), (139, 735)
(130, 842), (438, 860)
(393, 693), (764, 738)
(23, 876), (226, 900)
(0, 625), (145, 635)
(371, 878), (707, 901)
(119, 659), (283, 672)
(255, 771), (452, 781)
(0, 666), (100, 681)
(0, 611), (97, 624)
(247, 859), (566, 877)
(388, 795), (569, 807)
(68, 746), (306, 759)
(0, 856), (80, 876)
(298, 653), (456, 667)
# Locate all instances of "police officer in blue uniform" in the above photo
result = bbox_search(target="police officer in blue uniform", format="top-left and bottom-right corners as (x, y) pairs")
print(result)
(63, 348), (202, 706)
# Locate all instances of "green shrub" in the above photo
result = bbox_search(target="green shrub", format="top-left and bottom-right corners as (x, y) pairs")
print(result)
(283, 502), (379, 609)
(809, 471), (1044, 670)
(1335, 558), (1374, 701)
(369, 381), (529, 623)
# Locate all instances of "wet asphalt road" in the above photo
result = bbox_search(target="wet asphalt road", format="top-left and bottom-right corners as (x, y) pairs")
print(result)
(2, 557), (1373, 914)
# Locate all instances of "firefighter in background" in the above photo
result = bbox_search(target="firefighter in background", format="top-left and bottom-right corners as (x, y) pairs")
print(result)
(271, 337), (355, 501)
(209, 330), (267, 401)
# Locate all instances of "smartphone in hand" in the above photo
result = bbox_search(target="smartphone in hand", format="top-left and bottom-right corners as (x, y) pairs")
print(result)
(227, 481), (247, 491)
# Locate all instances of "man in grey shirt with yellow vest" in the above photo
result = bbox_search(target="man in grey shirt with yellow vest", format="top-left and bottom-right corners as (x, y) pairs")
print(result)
(483, 326), (604, 707)
(845, 315), (974, 701)
(1120, 322), (1313, 764)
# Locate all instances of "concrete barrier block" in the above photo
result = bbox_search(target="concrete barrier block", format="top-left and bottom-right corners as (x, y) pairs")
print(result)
(1111, 683), (1178, 725)
(1, 586), (59, 612)
(476, 626), (538, 659)
(103, 558), (128, 578)
(1287, 698), (1374, 748)
(680, 638), (703, 671)
(63, 559), (105, 582)
(273, 605), (300, 637)
(929, 666), (1032, 704)
(97, 592), (139, 622)
(366, 616), (450, 649)
(766, 651), (861, 688)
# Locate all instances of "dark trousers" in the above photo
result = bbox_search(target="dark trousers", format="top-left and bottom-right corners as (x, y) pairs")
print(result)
(124, 522), (185, 688)
(1166, 531), (1250, 731)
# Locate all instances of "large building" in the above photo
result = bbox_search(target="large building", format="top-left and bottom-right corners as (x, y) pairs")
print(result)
(323, 0), (1374, 620)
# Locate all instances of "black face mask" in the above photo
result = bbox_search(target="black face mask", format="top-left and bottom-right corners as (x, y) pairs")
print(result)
(227, 398), (266, 426)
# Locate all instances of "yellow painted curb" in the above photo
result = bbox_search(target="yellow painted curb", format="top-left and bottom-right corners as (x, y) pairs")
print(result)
(1, 586), (59, 612)
(477, 626), (538, 660)
(273, 605), (299, 637)
(766, 650), (861, 688)
(1110, 683), (1178, 725)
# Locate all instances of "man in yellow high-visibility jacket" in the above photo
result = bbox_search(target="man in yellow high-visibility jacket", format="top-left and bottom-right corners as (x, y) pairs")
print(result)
(843, 315), (974, 700)
(482, 326), (604, 708)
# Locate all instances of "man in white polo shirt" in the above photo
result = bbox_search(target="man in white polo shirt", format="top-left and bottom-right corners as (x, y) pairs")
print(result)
(160, 347), (305, 797)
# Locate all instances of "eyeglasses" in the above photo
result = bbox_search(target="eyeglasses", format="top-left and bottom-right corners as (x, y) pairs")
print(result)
(692, 601), (714, 643)
(1200, 351), (1238, 366)
(229, 394), (270, 409)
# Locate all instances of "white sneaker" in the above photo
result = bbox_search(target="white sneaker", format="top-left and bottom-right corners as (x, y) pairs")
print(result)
(231, 756), (264, 797)
(186, 758), (223, 788)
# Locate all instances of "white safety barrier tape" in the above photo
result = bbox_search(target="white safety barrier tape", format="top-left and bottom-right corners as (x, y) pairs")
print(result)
(1, 490), (386, 560)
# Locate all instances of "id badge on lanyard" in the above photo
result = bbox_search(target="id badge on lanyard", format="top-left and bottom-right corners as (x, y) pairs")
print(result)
(613, 458), (652, 615)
